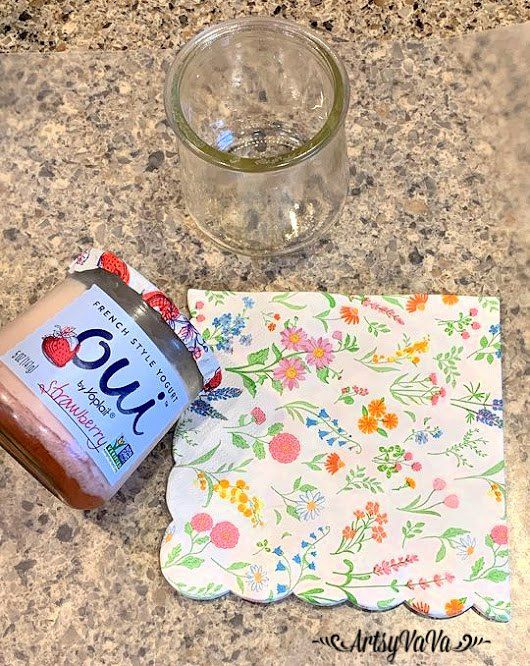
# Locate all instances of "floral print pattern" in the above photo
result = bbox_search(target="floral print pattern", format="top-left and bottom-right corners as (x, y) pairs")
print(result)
(161, 292), (508, 621)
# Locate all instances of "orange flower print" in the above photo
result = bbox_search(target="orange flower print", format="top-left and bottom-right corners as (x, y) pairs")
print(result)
(358, 414), (378, 434)
(445, 598), (466, 617)
(381, 412), (398, 429)
(354, 510), (365, 519)
(488, 482), (503, 502)
(410, 600), (430, 615)
(442, 294), (459, 305)
(342, 526), (356, 539)
(365, 501), (380, 516)
(371, 525), (387, 543)
(376, 512), (388, 525)
(340, 305), (359, 325)
(405, 477), (416, 489)
(325, 452), (345, 475)
(406, 294), (428, 313)
(413, 338), (429, 353)
(368, 398), (386, 418)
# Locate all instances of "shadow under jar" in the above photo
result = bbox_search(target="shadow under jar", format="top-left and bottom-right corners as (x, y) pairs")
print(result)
(165, 17), (350, 256)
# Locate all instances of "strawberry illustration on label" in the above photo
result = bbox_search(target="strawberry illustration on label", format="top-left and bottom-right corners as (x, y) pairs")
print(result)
(41, 326), (80, 367)
(142, 290), (180, 324)
(98, 251), (130, 284)
(203, 368), (222, 391)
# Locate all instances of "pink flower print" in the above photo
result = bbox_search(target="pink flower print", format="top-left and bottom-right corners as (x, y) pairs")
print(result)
(444, 494), (459, 509)
(429, 373), (438, 384)
(404, 452), (413, 461)
(471, 321), (481, 330)
(411, 462), (422, 472)
(332, 330), (343, 341)
(269, 433), (301, 464)
(304, 336), (334, 369)
(190, 513), (213, 532)
(196, 314), (205, 323)
(195, 301), (204, 310)
(280, 326), (308, 351)
(250, 407), (266, 425)
(273, 357), (306, 390)
(394, 463), (402, 472)
(439, 387), (447, 398)
(461, 331), (470, 340)
(490, 524), (508, 545)
(431, 393), (439, 405)
(433, 478), (447, 491)
(469, 307), (478, 316)
(445, 572), (455, 583)
(210, 521), (239, 549)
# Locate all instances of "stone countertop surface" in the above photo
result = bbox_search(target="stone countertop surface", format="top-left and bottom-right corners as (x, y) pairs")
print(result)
(0, 20), (529, 666)
(0, 1), (528, 52)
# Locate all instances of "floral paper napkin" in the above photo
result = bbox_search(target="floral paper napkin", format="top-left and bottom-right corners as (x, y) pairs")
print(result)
(161, 291), (509, 621)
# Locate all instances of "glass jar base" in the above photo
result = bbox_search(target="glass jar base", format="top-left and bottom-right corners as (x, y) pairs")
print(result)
(188, 199), (346, 257)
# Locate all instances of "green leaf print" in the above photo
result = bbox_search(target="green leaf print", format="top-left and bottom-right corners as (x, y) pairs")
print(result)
(440, 527), (469, 540)
(382, 295), (405, 310)
(242, 375), (257, 397)
(435, 542), (447, 562)
(471, 557), (484, 578)
(485, 570), (509, 582)
(271, 379), (284, 394)
(478, 296), (499, 312)
(339, 466), (383, 494)
(315, 310), (331, 332)
(271, 293), (307, 310)
(271, 343), (283, 362)
(297, 588), (327, 604)
(302, 453), (327, 471)
(252, 440), (266, 459)
(434, 345), (462, 387)
(179, 556), (204, 569)
(344, 590), (359, 605)
(227, 562), (250, 571)
(231, 433), (249, 449)
(185, 444), (221, 467)
(164, 544), (182, 567)
(267, 422), (284, 435)
(322, 293), (336, 308)
(286, 505), (301, 521)
(377, 598), (396, 609)
(246, 348), (269, 366)
(481, 460), (505, 476)
(316, 366), (330, 383)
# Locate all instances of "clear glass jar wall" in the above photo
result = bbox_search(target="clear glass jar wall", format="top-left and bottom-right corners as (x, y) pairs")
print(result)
(165, 18), (350, 256)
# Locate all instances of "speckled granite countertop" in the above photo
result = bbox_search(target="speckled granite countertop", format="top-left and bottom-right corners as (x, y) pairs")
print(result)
(0, 16), (529, 666)
(0, 1), (528, 51)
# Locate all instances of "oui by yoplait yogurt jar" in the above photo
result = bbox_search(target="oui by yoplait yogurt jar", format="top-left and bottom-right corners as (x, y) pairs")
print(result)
(0, 249), (221, 509)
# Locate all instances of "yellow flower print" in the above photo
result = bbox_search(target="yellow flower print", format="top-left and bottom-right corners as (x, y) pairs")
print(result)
(373, 337), (430, 366)
(211, 478), (264, 527)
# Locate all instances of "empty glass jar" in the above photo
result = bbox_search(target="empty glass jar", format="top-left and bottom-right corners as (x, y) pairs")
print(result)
(165, 18), (350, 256)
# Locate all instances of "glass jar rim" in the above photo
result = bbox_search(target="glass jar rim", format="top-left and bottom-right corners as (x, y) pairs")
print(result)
(164, 17), (350, 173)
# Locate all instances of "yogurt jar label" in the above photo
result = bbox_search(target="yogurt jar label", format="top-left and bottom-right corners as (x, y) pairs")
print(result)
(1, 285), (190, 484)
